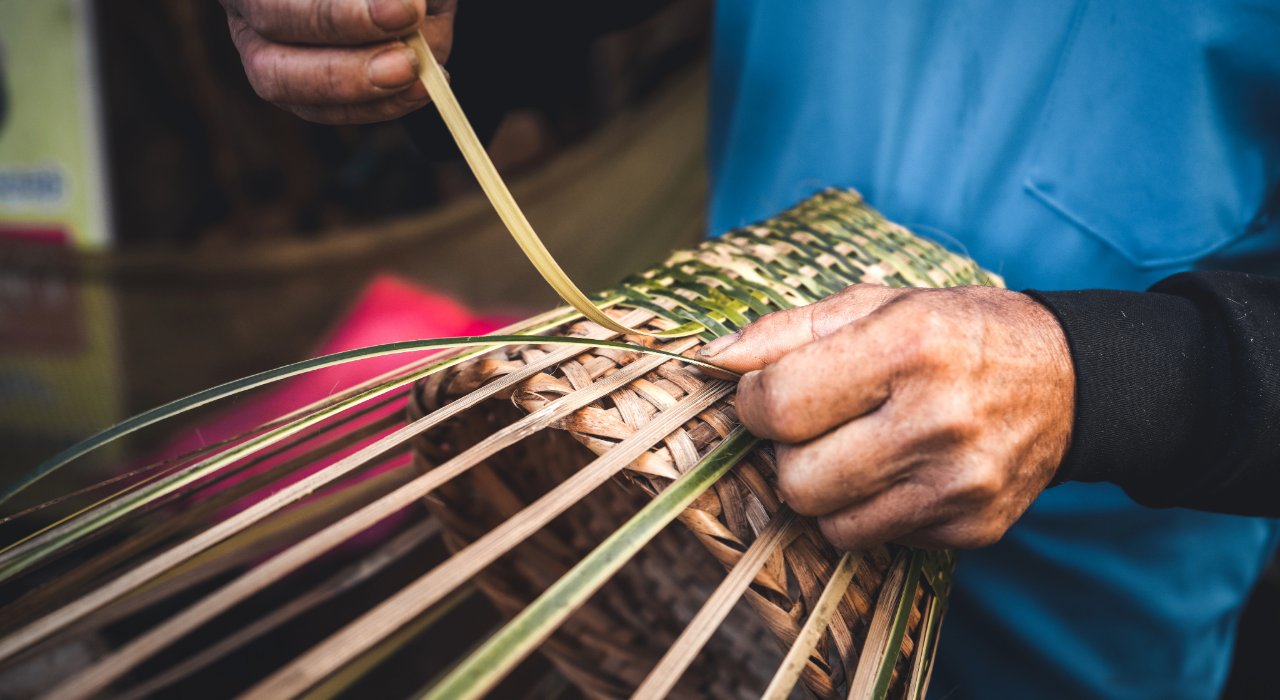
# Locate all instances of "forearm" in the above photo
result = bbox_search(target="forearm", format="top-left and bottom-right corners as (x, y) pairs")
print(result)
(1028, 271), (1280, 515)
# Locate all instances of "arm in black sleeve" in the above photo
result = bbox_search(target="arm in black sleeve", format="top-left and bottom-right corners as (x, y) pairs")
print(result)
(1023, 271), (1280, 515)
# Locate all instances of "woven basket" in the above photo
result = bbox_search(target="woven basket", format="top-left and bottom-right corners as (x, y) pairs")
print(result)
(407, 188), (990, 700)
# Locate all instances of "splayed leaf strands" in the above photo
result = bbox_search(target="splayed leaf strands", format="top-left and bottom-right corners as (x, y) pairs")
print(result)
(904, 593), (943, 700)
(0, 412), (405, 643)
(105, 518), (444, 700)
(414, 428), (760, 700)
(0, 302), (594, 509)
(0, 384), (411, 533)
(22, 461), (418, 668)
(760, 550), (864, 700)
(0, 334), (727, 584)
(0, 348), (457, 580)
(406, 31), (704, 340)
(36, 338), (704, 699)
(238, 377), (731, 700)
(629, 508), (799, 700)
(0, 313), (667, 663)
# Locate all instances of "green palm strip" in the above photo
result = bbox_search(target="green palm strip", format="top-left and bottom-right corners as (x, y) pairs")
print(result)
(870, 548), (925, 700)
(1, 321), (723, 512)
(0, 339), (729, 581)
(417, 428), (760, 700)
(904, 592), (945, 700)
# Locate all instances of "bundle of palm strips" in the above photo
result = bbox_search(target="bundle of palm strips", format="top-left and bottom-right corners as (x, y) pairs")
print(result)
(0, 188), (991, 700)
(405, 188), (985, 700)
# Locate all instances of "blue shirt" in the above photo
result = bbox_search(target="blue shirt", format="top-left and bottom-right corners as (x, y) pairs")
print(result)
(708, 1), (1280, 697)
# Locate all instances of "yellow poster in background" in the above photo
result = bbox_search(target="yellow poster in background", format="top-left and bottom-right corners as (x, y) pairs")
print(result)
(0, 0), (122, 482)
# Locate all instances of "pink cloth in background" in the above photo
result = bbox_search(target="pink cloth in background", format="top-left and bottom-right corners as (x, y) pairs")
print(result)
(153, 273), (522, 548)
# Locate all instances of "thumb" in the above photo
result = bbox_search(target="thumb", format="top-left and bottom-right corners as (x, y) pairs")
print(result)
(696, 305), (819, 377)
(695, 283), (908, 377)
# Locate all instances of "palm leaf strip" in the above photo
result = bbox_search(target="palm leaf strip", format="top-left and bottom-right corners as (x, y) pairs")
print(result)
(35, 337), (705, 700)
(628, 508), (800, 700)
(405, 31), (703, 340)
(759, 550), (865, 700)
(0, 302), (594, 510)
(413, 428), (760, 700)
(0, 319), (700, 662)
(106, 517), (444, 700)
(238, 378), (734, 700)
(0, 410), (404, 635)
(293, 584), (479, 700)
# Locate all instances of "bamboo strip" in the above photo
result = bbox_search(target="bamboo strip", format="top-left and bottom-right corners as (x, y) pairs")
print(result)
(3, 325), (662, 570)
(0, 411), (403, 639)
(239, 378), (732, 700)
(847, 549), (923, 700)
(0, 387), (408, 536)
(0, 302), (589, 510)
(38, 337), (700, 700)
(0, 312), (654, 664)
(903, 593), (942, 700)
(125, 459), (415, 605)
(760, 550), (864, 700)
(629, 508), (799, 700)
(106, 517), (442, 700)
(0, 345), (475, 579)
(24, 304), (586, 525)
(415, 429), (760, 700)
(405, 31), (703, 340)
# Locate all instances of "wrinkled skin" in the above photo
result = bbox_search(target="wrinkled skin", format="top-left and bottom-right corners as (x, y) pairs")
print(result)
(219, 0), (456, 124)
(697, 284), (1075, 552)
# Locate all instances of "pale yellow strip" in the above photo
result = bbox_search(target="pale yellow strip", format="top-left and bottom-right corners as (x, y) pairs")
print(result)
(759, 549), (864, 700)
(405, 31), (703, 339)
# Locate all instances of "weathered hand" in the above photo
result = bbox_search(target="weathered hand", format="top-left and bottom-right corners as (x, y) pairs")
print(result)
(220, 0), (457, 124)
(697, 284), (1075, 551)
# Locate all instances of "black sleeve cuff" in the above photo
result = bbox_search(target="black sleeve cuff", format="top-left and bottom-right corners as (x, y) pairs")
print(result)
(1022, 288), (1223, 507)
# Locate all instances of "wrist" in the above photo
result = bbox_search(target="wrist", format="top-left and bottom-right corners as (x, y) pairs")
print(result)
(1023, 288), (1216, 504)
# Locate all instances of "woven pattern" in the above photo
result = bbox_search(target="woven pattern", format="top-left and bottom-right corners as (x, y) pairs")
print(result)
(410, 189), (987, 699)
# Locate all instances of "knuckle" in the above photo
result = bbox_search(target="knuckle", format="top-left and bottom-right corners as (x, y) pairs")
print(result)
(949, 521), (1006, 549)
(239, 0), (358, 43)
(970, 464), (1007, 500)
(743, 371), (802, 442)
(775, 468), (819, 515)
(948, 458), (1007, 503)
(906, 313), (953, 362)
(243, 46), (285, 101)
(239, 2), (286, 38)
(773, 448), (823, 515)
(817, 517), (863, 551)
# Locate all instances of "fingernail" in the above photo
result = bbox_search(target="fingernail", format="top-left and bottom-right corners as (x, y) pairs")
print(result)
(698, 330), (742, 359)
(368, 47), (418, 89)
(368, 0), (418, 32)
